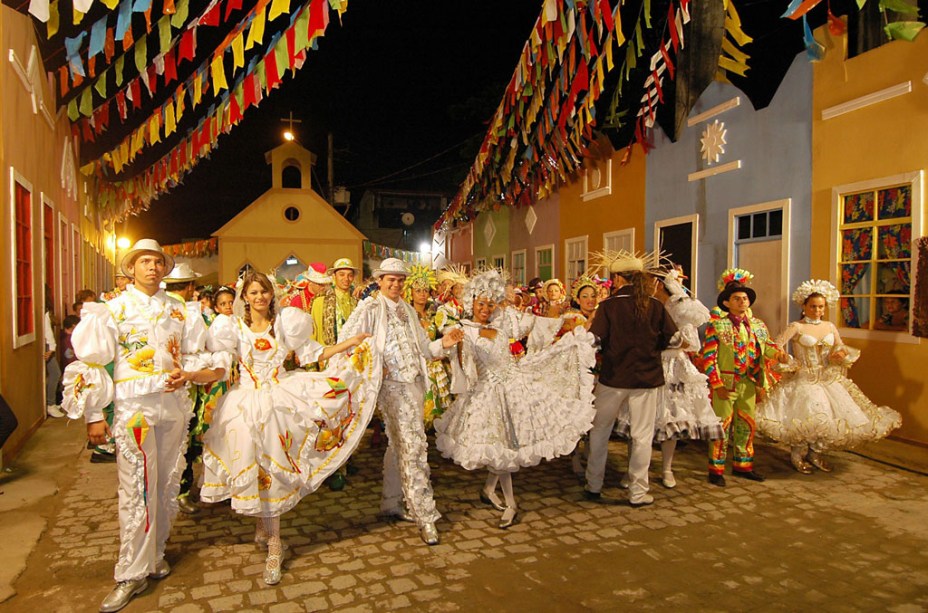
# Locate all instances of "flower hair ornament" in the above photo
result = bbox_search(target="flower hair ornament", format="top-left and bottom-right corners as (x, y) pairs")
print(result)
(571, 274), (599, 303)
(461, 269), (507, 316)
(792, 279), (840, 306)
(404, 264), (438, 302)
(717, 268), (754, 291)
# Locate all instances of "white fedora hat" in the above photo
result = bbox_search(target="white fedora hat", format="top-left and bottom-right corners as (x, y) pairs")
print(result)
(373, 258), (409, 279)
(120, 239), (175, 278)
(163, 262), (202, 283)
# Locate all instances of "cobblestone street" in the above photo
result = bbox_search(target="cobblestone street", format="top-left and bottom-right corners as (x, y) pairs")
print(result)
(2, 418), (927, 612)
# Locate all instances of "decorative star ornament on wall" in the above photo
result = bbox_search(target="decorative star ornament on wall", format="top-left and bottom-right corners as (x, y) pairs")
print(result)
(700, 120), (728, 165)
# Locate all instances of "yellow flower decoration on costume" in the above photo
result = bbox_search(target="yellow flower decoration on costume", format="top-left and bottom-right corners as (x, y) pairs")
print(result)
(403, 265), (438, 302)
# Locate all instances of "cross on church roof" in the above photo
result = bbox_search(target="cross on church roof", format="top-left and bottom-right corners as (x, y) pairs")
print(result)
(281, 112), (303, 140)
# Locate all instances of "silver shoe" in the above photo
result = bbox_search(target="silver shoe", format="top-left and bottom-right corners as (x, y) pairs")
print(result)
(479, 488), (506, 512)
(499, 507), (519, 529)
(149, 559), (171, 580)
(99, 578), (148, 612)
(263, 547), (285, 585)
(420, 522), (440, 546)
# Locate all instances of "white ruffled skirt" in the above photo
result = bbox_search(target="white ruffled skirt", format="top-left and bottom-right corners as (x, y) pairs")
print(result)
(616, 350), (723, 441)
(434, 329), (596, 472)
(200, 343), (381, 517)
(758, 372), (901, 449)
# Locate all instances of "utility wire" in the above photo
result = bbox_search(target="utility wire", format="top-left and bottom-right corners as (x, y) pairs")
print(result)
(349, 133), (480, 189)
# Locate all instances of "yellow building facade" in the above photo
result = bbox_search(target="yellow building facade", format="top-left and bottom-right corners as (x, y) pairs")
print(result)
(213, 141), (366, 281)
(812, 30), (928, 446)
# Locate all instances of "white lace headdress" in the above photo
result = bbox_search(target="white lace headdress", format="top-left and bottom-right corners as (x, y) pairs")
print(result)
(462, 269), (507, 316)
(792, 279), (840, 306)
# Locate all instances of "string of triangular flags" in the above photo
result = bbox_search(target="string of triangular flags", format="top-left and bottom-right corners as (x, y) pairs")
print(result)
(84, 0), (335, 177)
(438, 0), (664, 228)
(85, 0), (346, 221)
(362, 241), (426, 265)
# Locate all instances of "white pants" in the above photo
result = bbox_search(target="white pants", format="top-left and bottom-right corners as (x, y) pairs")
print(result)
(112, 392), (190, 582)
(585, 383), (659, 503)
(378, 379), (440, 526)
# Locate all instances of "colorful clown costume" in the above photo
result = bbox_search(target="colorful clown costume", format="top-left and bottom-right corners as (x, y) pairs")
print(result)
(701, 306), (779, 476)
(62, 287), (215, 583)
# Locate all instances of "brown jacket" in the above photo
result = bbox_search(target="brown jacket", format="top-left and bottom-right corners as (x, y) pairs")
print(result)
(590, 286), (678, 389)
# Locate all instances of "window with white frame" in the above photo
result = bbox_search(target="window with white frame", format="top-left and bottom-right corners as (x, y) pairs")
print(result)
(535, 245), (554, 281)
(475, 257), (487, 270)
(492, 254), (506, 271)
(511, 250), (527, 286)
(833, 171), (922, 338)
(564, 236), (588, 286)
(42, 197), (56, 317)
(10, 169), (35, 347)
(59, 215), (71, 313)
(72, 224), (80, 294)
(603, 228), (635, 253)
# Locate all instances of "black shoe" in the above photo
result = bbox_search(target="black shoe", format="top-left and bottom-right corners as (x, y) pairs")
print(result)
(732, 470), (766, 482)
(583, 489), (623, 505)
(90, 452), (117, 464)
(707, 473), (726, 487)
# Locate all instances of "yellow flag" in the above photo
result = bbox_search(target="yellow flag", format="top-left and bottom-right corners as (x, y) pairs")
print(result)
(165, 102), (176, 136)
(268, 0), (290, 21)
(192, 72), (202, 106)
(232, 32), (244, 69)
(101, 0), (119, 8)
(175, 85), (186, 121)
(48, 1), (60, 38)
(246, 8), (266, 50)
(211, 55), (228, 95)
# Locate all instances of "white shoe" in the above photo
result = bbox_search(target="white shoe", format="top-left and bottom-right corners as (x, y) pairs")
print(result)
(420, 522), (439, 546)
(662, 472), (676, 489)
(47, 405), (65, 418)
(619, 475), (630, 489)
(149, 559), (171, 580)
(629, 494), (655, 508)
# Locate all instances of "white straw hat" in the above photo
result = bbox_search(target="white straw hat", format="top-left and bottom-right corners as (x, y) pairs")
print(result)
(120, 239), (175, 278)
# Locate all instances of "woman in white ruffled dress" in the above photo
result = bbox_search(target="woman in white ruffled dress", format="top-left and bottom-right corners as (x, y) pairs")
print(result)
(201, 272), (379, 585)
(758, 280), (901, 473)
(434, 271), (596, 529)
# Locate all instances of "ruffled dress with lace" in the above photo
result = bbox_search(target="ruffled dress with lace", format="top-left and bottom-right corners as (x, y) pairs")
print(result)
(434, 310), (596, 472)
(757, 321), (901, 449)
(200, 309), (381, 517)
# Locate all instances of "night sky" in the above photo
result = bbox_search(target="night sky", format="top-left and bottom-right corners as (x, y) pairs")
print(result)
(130, 0), (541, 244)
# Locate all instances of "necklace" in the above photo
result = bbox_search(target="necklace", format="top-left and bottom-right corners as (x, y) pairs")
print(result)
(802, 316), (823, 325)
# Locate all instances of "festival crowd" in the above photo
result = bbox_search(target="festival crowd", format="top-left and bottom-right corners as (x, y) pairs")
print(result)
(59, 239), (901, 612)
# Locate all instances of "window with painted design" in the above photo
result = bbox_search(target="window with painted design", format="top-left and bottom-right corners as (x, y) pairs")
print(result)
(837, 180), (918, 333)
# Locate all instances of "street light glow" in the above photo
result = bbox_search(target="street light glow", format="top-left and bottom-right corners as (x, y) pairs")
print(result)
(117, 236), (131, 250)
(418, 242), (431, 255)
(283, 130), (295, 142)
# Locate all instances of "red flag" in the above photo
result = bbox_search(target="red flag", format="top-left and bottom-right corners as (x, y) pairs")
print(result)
(265, 51), (280, 89)
(242, 73), (256, 109)
(104, 27), (115, 62)
(130, 79), (142, 109)
(59, 66), (70, 97)
(600, 0), (614, 32)
(116, 90), (127, 119)
(229, 92), (242, 124)
(659, 41), (675, 79)
(201, 2), (220, 26)
(668, 5), (680, 52)
(225, 0), (243, 21)
(179, 30), (195, 64)
(286, 27), (296, 68)
(163, 49), (177, 85)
